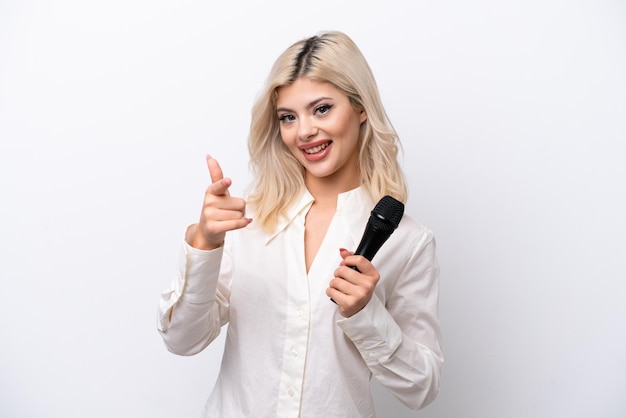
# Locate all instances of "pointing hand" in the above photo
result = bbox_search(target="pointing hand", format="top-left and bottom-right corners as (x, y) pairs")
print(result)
(190, 156), (251, 250)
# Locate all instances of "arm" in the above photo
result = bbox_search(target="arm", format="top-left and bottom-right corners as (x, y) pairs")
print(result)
(335, 235), (443, 410)
(156, 226), (232, 356)
(157, 156), (250, 355)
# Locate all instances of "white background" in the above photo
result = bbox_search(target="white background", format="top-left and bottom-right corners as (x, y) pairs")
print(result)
(1, 1), (625, 417)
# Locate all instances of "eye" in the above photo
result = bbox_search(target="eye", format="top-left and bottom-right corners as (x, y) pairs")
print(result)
(315, 104), (333, 116)
(278, 114), (295, 123)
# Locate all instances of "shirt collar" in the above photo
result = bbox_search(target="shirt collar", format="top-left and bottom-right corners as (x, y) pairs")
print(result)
(264, 186), (374, 245)
(264, 189), (314, 244)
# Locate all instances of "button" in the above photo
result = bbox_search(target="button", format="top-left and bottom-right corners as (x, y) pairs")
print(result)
(291, 347), (298, 357)
(297, 309), (304, 317)
(288, 388), (295, 397)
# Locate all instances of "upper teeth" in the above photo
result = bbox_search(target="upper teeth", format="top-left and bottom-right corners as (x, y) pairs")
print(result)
(304, 142), (330, 154)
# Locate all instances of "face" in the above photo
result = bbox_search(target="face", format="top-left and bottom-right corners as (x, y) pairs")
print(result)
(276, 77), (367, 191)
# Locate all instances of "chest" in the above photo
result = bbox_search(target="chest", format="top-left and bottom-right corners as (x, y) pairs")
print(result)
(228, 214), (355, 312)
(304, 204), (336, 273)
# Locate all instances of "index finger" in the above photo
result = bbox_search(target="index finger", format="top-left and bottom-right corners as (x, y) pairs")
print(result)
(206, 155), (224, 184)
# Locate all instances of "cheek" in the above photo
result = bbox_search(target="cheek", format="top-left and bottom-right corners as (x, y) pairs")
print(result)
(342, 116), (362, 140)
(337, 111), (361, 134)
(278, 126), (293, 146)
(278, 129), (300, 158)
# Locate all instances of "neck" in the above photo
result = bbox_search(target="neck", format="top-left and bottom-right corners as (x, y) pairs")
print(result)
(305, 176), (360, 209)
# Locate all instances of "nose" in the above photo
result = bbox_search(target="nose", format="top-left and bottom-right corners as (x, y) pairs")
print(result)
(298, 116), (318, 141)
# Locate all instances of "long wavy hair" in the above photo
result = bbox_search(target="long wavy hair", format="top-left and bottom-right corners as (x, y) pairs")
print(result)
(247, 31), (407, 232)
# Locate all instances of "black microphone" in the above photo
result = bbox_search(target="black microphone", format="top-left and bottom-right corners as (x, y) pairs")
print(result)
(331, 195), (404, 303)
(351, 195), (405, 268)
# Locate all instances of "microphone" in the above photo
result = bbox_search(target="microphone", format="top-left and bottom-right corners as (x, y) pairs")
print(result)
(331, 195), (404, 303)
(351, 195), (405, 268)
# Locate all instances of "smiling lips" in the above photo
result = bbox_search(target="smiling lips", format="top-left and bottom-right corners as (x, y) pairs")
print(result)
(303, 141), (332, 154)
(300, 140), (332, 161)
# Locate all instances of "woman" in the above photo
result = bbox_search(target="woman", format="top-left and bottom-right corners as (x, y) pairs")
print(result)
(157, 31), (442, 417)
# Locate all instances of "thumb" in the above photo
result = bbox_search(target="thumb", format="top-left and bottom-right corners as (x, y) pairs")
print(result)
(338, 248), (353, 264)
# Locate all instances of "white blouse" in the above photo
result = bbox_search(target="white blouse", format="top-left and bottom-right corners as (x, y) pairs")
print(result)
(157, 186), (443, 417)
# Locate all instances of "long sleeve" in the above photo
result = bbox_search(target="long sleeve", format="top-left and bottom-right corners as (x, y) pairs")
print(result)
(157, 238), (232, 356)
(156, 188), (442, 417)
(336, 232), (442, 410)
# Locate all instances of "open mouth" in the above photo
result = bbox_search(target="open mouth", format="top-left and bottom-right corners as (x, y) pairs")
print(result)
(303, 141), (332, 155)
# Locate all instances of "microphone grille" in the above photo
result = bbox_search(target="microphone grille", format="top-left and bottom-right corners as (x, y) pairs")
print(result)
(371, 195), (405, 229)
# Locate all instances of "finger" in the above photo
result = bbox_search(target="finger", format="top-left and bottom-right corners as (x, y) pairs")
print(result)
(204, 207), (247, 222)
(203, 194), (246, 213)
(206, 156), (231, 197)
(326, 286), (345, 303)
(327, 282), (349, 306)
(329, 276), (354, 296)
(339, 248), (354, 258)
(326, 281), (361, 316)
(214, 217), (253, 233)
(337, 248), (353, 268)
(206, 177), (233, 197)
(333, 265), (359, 285)
(338, 248), (375, 276)
(326, 285), (368, 318)
(206, 155), (224, 184)
(216, 196), (246, 213)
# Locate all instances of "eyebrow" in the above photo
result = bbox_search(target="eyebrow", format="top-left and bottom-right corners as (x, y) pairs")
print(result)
(276, 97), (333, 113)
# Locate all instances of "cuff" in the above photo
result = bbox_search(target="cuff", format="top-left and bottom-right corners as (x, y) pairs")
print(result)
(179, 240), (224, 304)
(336, 295), (403, 364)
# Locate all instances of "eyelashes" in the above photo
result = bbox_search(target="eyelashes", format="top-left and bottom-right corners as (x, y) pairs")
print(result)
(278, 114), (295, 123)
(315, 104), (333, 116)
(277, 104), (334, 123)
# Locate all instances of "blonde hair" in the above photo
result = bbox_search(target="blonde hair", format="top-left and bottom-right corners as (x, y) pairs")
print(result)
(247, 31), (407, 232)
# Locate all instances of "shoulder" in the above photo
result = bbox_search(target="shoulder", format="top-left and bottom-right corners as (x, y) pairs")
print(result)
(398, 213), (434, 242)
(391, 213), (437, 261)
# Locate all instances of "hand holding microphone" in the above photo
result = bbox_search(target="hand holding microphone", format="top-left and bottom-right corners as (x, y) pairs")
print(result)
(328, 248), (382, 318)
(190, 156), (252, 251)
(326, 196), (404, 317)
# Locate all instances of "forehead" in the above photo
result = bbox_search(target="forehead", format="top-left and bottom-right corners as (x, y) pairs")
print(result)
(275, 77), (346, 107)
